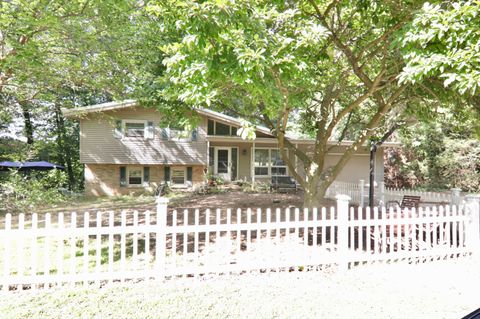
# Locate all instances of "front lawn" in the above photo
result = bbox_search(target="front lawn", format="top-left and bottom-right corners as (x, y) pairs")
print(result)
(1, 256), (479, 319)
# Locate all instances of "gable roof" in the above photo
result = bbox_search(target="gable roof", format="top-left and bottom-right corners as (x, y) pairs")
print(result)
(61, 100), (401, 147)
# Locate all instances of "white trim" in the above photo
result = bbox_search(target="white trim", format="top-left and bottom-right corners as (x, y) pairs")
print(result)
(171, 167), (187, 186)
(127, 166), (144, 188)
(207, 119), (239, 137)
(214, 147), (231, 181)
(253, 147), (288, 178)
(122, 119), (148, 139)
(62, 99), (137, 117)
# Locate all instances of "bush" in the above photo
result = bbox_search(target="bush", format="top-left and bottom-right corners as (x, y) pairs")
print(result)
(0, 169), (67, 212)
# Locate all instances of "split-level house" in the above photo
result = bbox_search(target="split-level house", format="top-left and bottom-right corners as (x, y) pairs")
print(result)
(62, 100), (396, 196)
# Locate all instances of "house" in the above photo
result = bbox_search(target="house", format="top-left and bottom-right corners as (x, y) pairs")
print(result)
(62, 100), (398, 196)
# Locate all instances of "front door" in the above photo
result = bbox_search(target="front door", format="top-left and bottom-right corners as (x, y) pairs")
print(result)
(215, 148), (231, 182)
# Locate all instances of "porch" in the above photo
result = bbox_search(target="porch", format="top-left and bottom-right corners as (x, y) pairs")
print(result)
(207, 137), (294, 184)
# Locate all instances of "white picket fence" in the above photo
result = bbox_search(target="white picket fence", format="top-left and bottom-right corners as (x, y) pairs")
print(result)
(1, 195), (479, 291)
(326, 181), (463, 207)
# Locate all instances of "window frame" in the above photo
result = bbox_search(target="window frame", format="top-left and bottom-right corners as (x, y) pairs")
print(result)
(122, 119), (147, 139)
(171, 167), (187, 186)
(254, 148), (270, 177)
(127, 166), (143, 187)
(253, 148), (288, 177)
(207, 119), (238, 136)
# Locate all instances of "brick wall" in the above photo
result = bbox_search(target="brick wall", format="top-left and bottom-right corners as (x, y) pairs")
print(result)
(84, 164), (206, 196)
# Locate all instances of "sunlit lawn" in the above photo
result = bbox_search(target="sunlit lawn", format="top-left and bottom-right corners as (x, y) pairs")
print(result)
(1, 256), (479, 319)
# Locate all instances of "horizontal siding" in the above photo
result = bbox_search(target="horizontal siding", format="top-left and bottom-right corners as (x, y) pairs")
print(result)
(80, 106), (207, 165)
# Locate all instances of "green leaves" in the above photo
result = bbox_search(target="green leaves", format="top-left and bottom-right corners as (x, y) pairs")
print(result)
(400, 1), (480, 95)
(143, 0), (327, 112)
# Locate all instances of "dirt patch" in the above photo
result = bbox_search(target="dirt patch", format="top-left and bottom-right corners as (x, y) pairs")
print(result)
(169, 190), (335, 211)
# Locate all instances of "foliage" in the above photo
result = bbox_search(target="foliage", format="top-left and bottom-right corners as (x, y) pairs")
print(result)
(0, 169), (67, 212)
(140, 0), (427, 206)
(0, 0), (141, 191)
(400, 1), (480, 95)
(385, 110), (480, 192)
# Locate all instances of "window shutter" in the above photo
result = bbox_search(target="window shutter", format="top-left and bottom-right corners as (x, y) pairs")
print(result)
(114, 120), (123, 138)
(146, 122), (154, 139)
(143, 167), (150, 185)
(164, 166), (170, 182)
(191, 128), (198, 141)
(120, 166), (127, 187)
(187, 167), (193, 182)
(161, 128), (169, 141)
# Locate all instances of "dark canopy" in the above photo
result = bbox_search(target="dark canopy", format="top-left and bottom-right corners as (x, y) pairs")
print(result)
(0, 161), (64, 171)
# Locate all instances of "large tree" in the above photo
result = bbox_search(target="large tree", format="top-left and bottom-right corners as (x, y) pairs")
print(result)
(0, 0), (141, 189)
(140, 0), (433, 206)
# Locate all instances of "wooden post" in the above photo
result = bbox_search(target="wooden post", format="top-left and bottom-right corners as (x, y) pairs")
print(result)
(251, 142), (256, 189)
(155, 196), (169, 281)
(464, 194), (480, 252)
(451, 188), (462, 207)
(336, 194), (351, 271)
(359, 180), (365, 207)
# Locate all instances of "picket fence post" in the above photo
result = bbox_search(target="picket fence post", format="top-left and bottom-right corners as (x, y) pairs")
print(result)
(359, 180), (365, 207)
(465, 194), (480, 252)
(451, 188), (462, 207)
(336, 194), (351, 271)
(155, 196), (169, 281)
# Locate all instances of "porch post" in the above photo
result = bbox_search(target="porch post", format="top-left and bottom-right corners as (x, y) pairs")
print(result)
(206, 140), (210, 177)
(251, 141), (255, 188)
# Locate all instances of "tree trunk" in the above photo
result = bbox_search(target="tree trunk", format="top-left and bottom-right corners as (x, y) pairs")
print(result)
(54, 103), (75, 190)
(303, 182), (318, 209)
(20, 101), (34, 144)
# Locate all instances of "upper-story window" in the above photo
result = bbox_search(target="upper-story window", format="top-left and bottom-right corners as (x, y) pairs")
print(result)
(116, 119), (154, 139)
(161, 125), (198, 141)
(125, 121), (146, 137)
(207, 119), (237, 136)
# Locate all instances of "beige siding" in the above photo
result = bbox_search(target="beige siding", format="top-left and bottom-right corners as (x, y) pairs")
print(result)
(85, 164), (205, 196)
(296, 144), (384, 184)
(80, 106), (207, 165)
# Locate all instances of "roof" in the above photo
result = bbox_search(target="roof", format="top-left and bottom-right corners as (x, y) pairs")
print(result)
(61, 100), (401, 147)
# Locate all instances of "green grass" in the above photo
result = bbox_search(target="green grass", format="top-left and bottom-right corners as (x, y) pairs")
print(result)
(0, 235), (155, 277)
(1, 256), (479, 319)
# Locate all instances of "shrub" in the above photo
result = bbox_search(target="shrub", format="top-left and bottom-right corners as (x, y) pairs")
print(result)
(0, 169), (67, 212)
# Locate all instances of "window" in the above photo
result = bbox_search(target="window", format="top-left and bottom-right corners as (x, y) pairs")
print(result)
(171, 168), (186, 185)
(121, 120), (154, 139)
(125, 122), (145, 137)
(162, 125), (196, 141)
(207, 119), (238, 136)
(254, 148), (288, 176)
(207, 120), (215, 135)
(120, 166), (149, 187)
(215, 122), (230, 135)
(254, 149), (269, 176)
(128, 167), (143, 185)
